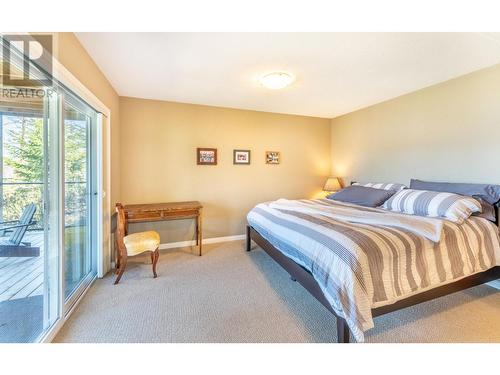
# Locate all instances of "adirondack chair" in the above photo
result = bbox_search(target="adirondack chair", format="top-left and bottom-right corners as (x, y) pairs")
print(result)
(0, 203), (40, 257)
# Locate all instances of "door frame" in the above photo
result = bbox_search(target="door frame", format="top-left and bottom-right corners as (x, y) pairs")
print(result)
(38, 44), (110, 344)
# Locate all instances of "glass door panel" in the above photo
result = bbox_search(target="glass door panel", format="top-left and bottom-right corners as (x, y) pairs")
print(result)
(0, 88), (60, 342)
(63, 96), (96, 303)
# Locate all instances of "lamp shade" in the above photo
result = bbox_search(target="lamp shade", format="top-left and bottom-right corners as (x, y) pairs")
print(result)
(323, 177), (342, 192)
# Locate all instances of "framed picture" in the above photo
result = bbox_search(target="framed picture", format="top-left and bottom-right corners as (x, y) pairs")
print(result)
(197, 148), (217, 165)
(233, 149), (251, 165)
(265, 151), (280, 164)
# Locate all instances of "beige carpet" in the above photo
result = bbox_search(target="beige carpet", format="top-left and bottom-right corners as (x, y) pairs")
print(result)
(54, 240), (500, 343)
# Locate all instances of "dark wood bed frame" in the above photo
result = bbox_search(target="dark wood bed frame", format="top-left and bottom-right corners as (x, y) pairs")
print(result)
(246, 224), (500, 343)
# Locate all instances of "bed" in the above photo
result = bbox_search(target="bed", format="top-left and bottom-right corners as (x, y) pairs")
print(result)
(246, 182), (500, 343)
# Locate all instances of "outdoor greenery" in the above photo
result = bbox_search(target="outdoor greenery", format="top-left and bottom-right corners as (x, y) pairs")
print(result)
(65, 225), (89, 296)
(2, 115), (44, 227)
(1, 113), (88, 230)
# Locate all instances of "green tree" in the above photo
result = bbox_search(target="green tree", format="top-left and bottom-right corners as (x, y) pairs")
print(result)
(2, 114), (88, 229)
(2, 115), (44, 227)
(64, 119), (87, 227)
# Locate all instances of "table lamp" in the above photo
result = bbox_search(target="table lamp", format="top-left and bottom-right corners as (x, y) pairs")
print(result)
(323, 177), (342, 193)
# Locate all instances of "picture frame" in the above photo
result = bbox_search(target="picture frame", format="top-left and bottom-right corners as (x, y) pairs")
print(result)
(197, 148), (217, 165)
(233, 149), (251, 165)
(265, 151), (280, 164)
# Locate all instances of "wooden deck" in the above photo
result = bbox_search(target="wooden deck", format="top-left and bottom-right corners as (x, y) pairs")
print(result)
(0, 232), (44, 303)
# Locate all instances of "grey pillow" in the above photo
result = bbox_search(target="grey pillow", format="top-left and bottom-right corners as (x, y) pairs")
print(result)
(410, 179), (500, 222)
(472, 196), (497, 222)
(327, 185), (396, 207)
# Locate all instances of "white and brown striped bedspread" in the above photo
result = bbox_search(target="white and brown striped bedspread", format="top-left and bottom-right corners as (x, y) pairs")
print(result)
(247, 198), (500, 342)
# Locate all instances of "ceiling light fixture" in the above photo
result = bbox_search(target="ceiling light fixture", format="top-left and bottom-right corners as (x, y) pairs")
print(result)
(259, 72), (294, 90)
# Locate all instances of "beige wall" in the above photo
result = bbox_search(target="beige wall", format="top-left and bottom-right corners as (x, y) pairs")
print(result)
(58, 33), (500, 245)
(55, 32), (121, 206)
(331, 63), (500, 187)
(120, 97), (331, 241)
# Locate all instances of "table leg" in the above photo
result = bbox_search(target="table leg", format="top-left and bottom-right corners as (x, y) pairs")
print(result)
(198, 212), (202, 256)
(195, 217), (199, 246)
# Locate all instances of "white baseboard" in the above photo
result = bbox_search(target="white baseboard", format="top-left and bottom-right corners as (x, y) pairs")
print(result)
(487, 280), (500, 290)
(159, 234), (246, 250)
(107, 234), (245, 272)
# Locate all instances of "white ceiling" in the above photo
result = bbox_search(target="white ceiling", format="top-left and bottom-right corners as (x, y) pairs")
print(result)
(76, 33), (500, 118)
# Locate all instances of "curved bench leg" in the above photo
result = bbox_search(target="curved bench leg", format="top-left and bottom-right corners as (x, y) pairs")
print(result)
(114, 254), (127, 285)
(152, 248), (159, 278)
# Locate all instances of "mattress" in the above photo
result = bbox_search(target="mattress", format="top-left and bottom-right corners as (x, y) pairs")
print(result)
(247, 198), (500, 342)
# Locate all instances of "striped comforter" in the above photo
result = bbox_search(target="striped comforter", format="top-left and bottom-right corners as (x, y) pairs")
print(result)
(247, 198), (500, 342)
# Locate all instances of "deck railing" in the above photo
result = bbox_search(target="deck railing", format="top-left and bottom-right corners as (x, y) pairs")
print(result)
(0, 181), (87, 230)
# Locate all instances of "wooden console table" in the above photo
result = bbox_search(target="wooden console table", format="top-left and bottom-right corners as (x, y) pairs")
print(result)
(123, 201), (203, 256)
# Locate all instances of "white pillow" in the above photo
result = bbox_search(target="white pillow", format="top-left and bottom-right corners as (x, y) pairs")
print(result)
(382, 189), (482, 223)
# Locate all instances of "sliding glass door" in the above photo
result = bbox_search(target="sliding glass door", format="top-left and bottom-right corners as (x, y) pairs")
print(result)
(0, 35), (99, 342)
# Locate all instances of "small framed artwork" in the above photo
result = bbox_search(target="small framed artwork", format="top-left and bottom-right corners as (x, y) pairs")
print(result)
(265, 151), (280, 164)
(233, 149), (251, 165)
(197, 148), (217, 165)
